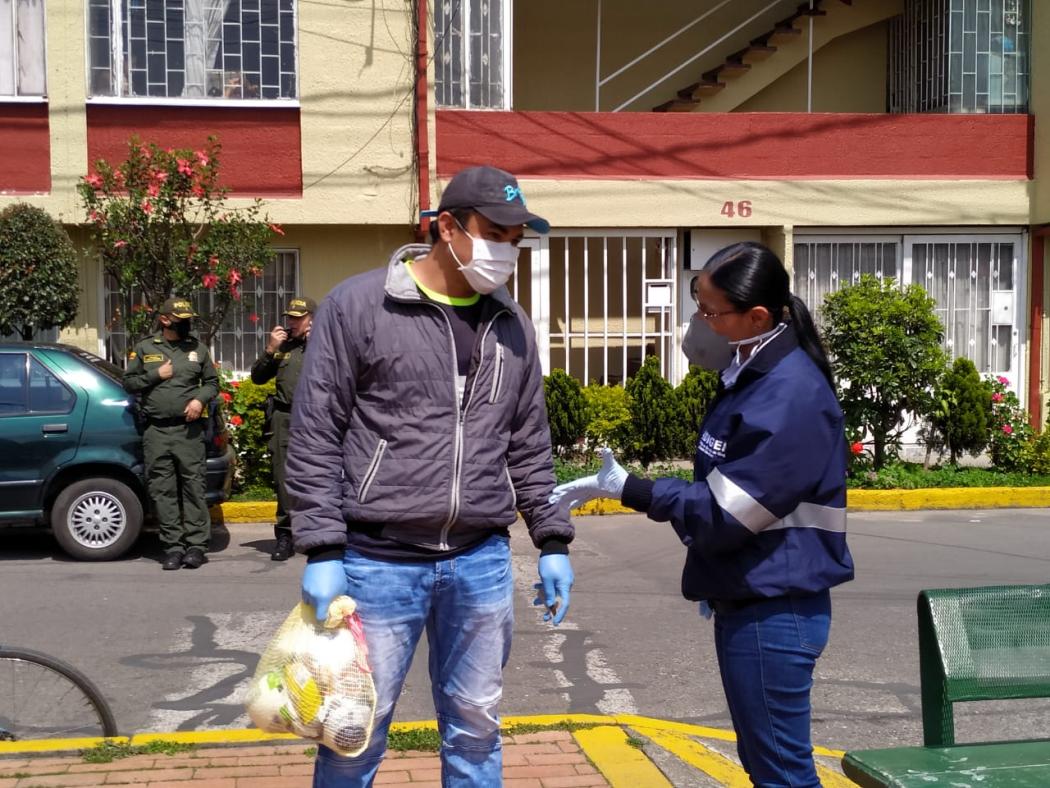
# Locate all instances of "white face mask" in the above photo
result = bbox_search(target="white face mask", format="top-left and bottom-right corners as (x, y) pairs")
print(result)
(721, 322), (789, 388)
(682, 315), (734, 370)
(450, 220), (520, 295)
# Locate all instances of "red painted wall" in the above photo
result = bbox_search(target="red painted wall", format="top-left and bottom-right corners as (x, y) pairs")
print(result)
(436, 111), (1033, 181)
(0, 102), (50, 193)
(87, 105), (302, 196)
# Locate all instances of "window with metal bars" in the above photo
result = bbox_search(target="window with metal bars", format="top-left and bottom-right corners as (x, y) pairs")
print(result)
(887, 0), (1029, 114)
(435, 0), (507, 109)
(0, 0), (46, 96)
(103, 250), (299, 372)
(87, 0), (297, 100)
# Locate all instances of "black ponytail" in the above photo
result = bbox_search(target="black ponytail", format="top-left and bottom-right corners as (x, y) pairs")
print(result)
(704, 241), (834, 387)
(787, 294), (834, 387)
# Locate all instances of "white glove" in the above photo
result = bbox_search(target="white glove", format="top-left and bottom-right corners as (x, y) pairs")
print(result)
(549, 448), (629, 512)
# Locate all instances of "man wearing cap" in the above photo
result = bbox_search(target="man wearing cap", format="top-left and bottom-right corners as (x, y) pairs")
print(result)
(250, 296), (315, 561)
(124, 298), (219, 570)
(286, 166), (574, 785)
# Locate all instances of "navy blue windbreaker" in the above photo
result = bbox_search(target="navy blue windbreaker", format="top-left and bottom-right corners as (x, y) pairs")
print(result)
(621, 325), (854, 602)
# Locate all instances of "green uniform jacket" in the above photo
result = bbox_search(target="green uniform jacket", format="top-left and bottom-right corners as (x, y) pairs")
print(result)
(123, 334), (219, 419)
(249, 339), (306, 405)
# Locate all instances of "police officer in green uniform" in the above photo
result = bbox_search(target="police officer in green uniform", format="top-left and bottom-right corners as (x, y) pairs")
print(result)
(250, 296), (315, 561)
(123, 298), (219, 570)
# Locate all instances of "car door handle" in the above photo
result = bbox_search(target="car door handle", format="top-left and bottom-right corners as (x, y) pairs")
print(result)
(41, 424), (68, 434)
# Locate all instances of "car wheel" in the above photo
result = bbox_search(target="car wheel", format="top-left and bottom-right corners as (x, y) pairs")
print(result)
(50, 478), (143, 561)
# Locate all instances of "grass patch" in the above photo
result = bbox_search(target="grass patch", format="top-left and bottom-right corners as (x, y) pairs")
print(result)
(387, 728), (441, 752)
(80, 739), (195, 764)
(229, 485), (277, 502)
(626, 736), (646, 749)
(847, 462), (1050, 490)
(303, 746), (317, 757)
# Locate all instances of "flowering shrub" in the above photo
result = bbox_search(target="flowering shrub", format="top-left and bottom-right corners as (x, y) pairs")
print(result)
(986, 376), (1033, 472)
(78, 136), (279, 346)
(218, 372), (275, 491)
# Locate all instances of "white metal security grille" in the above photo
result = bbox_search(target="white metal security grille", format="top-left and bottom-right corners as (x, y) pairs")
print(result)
(793, 238), (901, 311)
(888, 0), (1029, 114)
(434, 0), (508, 109)
(509, 232), (678, 386)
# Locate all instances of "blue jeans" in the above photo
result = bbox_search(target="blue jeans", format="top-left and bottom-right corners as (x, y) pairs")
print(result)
(313, 534), (514, 788)
(713, 590), (831, 788)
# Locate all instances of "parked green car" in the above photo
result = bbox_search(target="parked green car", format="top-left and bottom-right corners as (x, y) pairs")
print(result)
(0, 342), (235, 560)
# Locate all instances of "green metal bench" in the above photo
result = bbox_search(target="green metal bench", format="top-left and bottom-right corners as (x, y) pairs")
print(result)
(842, 584), (1050, 787)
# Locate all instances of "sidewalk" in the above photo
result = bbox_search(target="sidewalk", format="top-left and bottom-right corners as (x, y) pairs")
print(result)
(0, 715), (855, 787)
(0, 732), (611, 788)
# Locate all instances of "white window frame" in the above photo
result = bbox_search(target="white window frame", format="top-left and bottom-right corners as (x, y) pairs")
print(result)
(1, 0), (47, 99)
(84, 0), (300, 106)
(434, 0), (512, 110)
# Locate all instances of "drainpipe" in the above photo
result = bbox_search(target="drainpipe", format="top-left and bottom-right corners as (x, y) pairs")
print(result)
(415, 0), (432, 242)
(1030, 227), (1050, 429)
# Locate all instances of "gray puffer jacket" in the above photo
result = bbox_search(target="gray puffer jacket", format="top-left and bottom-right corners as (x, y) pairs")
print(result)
(286, 244), (574, 554)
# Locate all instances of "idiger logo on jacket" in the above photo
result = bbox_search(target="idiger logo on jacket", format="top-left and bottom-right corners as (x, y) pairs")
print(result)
(698, 430), (728, 460)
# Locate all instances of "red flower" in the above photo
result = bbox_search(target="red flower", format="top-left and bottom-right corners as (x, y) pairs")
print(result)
(230, 414), (243, 427)
(231, 380), (240, 388)
(177, 158), (193, 176)
(992, 392), (1004, 402)
(228, 270), (242, 285)
(248, 312), (259, 324)
(195, 150), (210, 167)
(84, 173), (103, 189)
(202, 273), (219, 289)
(850, 441), (864, 456)
(998, 376), (1010, 385)
(151, 169), (168, 182)
(113, 239), (128, 249)
(113, 170), (125, 185)
(1002, 424), (1014, 435)
(268, 222), (285, 236)
(140, 199), (154, 215)
(191, 184), (206, 198)
(208, 254), (219, 270)
(231, 285), (241, 301)
(88, 210), (101, 222)
(147, 182), (161, 198)
(221, 391), (233, 403)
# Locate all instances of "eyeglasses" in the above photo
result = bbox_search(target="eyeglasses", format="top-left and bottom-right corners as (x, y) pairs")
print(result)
(692, 295), (738, 320)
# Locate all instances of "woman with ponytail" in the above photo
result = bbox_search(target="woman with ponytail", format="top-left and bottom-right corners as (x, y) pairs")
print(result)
(552, 242), (854, 788)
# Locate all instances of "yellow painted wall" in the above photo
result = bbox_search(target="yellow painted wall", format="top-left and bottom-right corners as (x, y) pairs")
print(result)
(1, 0), (418, 227)
(737, 21), (889, 113)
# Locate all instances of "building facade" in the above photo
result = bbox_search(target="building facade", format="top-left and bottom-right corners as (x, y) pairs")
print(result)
(2, 0), (1048, 422)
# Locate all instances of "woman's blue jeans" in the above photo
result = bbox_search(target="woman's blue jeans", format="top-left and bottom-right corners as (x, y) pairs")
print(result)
(713, 590), (831, 788)
(313, 534), (514, 787)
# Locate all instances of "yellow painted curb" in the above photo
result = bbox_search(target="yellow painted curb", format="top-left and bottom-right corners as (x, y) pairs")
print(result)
(215, 486), (1050, 523)
(638, 728), (751, 787)
(0, 736), (130, 755)
(574, 725), (673, 787)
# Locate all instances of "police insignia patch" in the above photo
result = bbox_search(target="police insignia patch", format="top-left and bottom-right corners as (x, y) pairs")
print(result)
(188, 351), (199, 362)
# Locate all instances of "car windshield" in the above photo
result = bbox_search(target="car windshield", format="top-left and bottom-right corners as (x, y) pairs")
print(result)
(65, 348), (125, 382)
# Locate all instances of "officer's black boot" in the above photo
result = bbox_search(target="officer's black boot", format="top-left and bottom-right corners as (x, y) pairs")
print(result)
(271, 532), (294, 561)
(162, 550), (184, 570)
(182, 547), (207, 569)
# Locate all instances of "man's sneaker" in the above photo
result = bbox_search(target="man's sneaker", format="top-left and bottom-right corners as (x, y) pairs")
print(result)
(162, 551), (184, 571)
(271, 533), (294, 561)
(182, 547), (207, 569)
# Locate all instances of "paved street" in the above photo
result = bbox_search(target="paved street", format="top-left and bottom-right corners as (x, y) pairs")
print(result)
(2, 509), (1049, 755)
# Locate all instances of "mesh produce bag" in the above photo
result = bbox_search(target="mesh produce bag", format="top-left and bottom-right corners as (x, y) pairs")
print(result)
(246, 596), (376, 756)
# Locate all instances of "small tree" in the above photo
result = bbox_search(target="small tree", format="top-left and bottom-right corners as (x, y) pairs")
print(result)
(582, 383), (633, 455)
(821, 275), (946, 469)
(544, 369), (588, 457)
(930, 357), (990, 464)
(0, 204), (80, 340)
(78, 136), (279, 349)
(672, 366), (720, 457)
(625, 355), (679, 468)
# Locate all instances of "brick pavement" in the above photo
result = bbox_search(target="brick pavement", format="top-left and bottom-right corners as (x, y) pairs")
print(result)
(0, 731), (609, 788)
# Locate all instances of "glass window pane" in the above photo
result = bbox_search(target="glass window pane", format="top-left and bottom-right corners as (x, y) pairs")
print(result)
(0, 354), (28, 415)
(28, 358), (75, 414)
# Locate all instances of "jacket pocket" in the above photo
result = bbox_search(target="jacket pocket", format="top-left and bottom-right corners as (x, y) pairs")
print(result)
(489, 343), (505, 404)
(357, 438), (388, 504)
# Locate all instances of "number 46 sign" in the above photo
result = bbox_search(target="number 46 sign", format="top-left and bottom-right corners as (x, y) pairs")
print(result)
(720, 200), (753, 219)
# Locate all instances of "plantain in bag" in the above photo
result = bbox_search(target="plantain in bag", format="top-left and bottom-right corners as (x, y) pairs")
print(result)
(247, 595), (377, 756)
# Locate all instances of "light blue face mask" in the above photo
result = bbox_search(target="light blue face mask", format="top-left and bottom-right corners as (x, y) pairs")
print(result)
(720, 322), (788, 388)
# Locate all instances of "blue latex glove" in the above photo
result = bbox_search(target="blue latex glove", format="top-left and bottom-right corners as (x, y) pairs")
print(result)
(301, 559), (347, 622)
(548, 448), (629, 513)
(533, 554), (574, 626)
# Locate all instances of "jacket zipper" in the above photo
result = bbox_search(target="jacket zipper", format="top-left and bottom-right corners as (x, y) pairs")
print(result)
(489, 342), (505, 404)
(505, 464), (517, 510)
(358, 438), (388, 503)
(434, 307), (510, 550)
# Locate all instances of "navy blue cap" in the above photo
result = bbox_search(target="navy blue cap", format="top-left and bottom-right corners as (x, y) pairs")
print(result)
(437, 166), (550, 234)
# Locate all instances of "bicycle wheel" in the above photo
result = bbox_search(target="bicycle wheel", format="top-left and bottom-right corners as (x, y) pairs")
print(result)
(0, 647), (118, 741)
